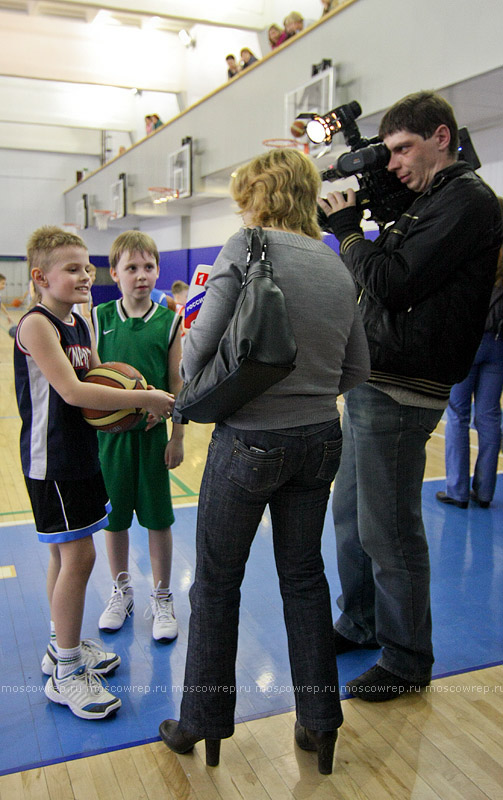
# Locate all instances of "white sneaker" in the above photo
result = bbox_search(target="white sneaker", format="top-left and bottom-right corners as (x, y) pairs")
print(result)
(45, 664), (121, 720)
(41, 639), (121, 676)
(150, 584), (178, 642)
(99, 572), (134, 631)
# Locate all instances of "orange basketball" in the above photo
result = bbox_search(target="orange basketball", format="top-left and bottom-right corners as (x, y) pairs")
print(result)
(290, 119), (307, 138)
(11, 298), (22, 307)
(81, 361), (147, 433)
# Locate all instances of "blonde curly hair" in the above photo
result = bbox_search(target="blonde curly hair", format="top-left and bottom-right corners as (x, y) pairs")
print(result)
(231, 149), (322, 240)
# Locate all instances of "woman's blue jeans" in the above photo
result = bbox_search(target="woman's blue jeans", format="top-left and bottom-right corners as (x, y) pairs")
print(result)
(445, 332), (503, 503)
(332, 384), (443, 683)
(179, 419), (344, 739)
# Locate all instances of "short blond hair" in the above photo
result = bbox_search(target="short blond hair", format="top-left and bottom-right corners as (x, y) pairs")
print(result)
(109, 231), (159, 270)
(171, 280), (189, 294)
(231, 149), (322, 239)
(27, 226), (87, 272)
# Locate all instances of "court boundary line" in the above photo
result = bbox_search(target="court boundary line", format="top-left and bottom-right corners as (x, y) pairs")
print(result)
(2, 659), (503, 778)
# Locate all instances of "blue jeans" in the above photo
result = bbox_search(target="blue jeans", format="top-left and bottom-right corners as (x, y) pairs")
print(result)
(445, 332), (503, 503)
(332, 384), (443, 682)
(179, 419), (344, 739)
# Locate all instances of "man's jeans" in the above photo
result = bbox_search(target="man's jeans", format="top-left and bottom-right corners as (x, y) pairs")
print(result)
(446, 332), (503, 503)
(332, 383), (443, 683)
(179, 419), (344, 739)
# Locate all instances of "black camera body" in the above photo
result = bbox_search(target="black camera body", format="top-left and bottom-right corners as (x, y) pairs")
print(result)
(315, 101), (480, 231)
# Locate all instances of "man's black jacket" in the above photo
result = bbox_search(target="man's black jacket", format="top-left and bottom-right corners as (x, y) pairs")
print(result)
(330, 162), (503, 400)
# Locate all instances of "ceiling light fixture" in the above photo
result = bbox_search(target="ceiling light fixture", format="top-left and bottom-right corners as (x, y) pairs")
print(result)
(143, 15), (162, 30)
(92, 9), (121, 26)
(178, 29), (196, 48)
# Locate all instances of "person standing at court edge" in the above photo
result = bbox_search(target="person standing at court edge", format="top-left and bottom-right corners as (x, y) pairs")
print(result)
(159, 148), (370, 774)
(319, 91), (502, 701)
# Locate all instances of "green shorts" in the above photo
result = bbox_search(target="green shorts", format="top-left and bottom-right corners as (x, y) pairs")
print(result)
(98, 424), (175, 531)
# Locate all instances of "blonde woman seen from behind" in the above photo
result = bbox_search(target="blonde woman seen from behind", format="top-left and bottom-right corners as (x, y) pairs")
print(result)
(159, 149), (370, 774)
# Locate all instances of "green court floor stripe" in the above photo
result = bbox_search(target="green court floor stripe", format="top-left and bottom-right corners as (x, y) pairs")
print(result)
(169, 473), (198, 497)
(0, 509), (32, 516)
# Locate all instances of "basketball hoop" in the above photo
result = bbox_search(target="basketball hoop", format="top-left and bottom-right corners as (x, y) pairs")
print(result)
(148, 186), (179, 205)
(94, 210), (112, 231)
(62, 222), (79, 234)
(262, 139), (310, 154)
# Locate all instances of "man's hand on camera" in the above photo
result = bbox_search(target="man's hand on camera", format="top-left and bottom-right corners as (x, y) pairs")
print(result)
(317, 189), (363, 249)
(318, 189), (357, 214)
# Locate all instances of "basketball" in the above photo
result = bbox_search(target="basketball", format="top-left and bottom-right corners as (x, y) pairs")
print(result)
(81, 361), (147, 433)
(290, 119), (307, 138)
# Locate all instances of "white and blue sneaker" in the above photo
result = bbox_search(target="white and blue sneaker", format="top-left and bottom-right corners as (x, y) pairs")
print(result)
(150, 584), (178, 642)
(99, 572), (134, 632)
(45, 664), (121, 720)
(41, 639), (120, 676)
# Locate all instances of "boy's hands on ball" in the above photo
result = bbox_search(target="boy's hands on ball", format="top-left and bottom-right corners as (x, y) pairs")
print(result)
(144, 385), (175, 418)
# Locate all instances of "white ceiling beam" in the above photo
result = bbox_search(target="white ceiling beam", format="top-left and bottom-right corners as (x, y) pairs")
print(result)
(84, 7), (100, 22)
(12, 0), (268, 30)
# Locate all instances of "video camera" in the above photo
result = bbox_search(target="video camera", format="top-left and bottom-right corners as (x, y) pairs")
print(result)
(297, 100), (481, 230)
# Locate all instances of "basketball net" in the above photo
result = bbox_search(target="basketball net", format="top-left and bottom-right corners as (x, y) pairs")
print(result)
(94, 210), (112, 231)
(148, 187), (179, 205)
(262, 139), (310, 154)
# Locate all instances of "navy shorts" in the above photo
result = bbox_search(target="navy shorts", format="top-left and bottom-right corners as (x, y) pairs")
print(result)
(25, 471), (111, 544)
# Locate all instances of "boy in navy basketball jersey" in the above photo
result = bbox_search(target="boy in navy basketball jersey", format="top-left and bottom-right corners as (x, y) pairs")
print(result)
(14, 226), (174, 720)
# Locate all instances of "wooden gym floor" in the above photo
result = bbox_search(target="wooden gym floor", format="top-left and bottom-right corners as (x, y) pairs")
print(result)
(1, 309), (503, 800)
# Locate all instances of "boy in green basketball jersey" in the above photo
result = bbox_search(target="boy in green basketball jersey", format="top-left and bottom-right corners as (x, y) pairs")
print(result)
(93, 231), (184, 641)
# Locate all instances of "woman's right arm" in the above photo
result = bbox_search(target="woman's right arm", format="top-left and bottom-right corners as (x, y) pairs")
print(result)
(181, 233), (245, 381)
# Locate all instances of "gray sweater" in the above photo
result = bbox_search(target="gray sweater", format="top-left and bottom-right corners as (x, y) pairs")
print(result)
(181, 228), (370, 429)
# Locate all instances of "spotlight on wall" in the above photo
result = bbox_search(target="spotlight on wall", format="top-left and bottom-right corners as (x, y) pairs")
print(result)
(178, 29), (196, 48)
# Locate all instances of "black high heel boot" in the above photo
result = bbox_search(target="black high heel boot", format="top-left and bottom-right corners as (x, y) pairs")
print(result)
(294, 720), (338, 775)
(159, 719), (221, 767)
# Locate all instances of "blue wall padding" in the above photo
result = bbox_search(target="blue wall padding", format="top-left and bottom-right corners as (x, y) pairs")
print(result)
(159, 249), (190, 288)
(188, 246), (222, 282)
(91, 255), (110, 268)
(91, 285), (121, 305)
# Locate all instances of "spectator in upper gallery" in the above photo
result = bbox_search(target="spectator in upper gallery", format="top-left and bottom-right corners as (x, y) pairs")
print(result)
(321, 0), (341, 15)
(240, 48), (259, 69)
(151, 114), (163, 130)
(276, 12), (304, 45)
(226, 54), (240, 79)
(268, 23), (284, 48)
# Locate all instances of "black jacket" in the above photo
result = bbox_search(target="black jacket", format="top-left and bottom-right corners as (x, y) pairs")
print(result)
(485, 285), (503, 339)
(330, 162), (502, 400)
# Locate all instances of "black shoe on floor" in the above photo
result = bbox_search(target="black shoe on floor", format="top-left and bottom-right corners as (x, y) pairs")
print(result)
(294, 721), (338, 775)
(470, 491), (490, 508)
(436, 491), (468, 509)
(159, 719), (221, 766)
(333, 628), (380, 654)
(347, 664), (430, 702)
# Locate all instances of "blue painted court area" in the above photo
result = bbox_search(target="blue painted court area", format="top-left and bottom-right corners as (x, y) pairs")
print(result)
(1, 477), (503, 775)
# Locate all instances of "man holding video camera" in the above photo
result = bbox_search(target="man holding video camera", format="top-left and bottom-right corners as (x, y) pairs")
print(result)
(319, 91), (502, 701)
